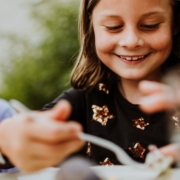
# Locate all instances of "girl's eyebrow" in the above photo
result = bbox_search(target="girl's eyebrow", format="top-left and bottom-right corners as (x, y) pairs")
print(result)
(141, 11), (166, 17)
(97, 10), (166, 20)
(98, 14), (122, 20)
(99, 13), (121, 18)
(101, 15), (120, 18)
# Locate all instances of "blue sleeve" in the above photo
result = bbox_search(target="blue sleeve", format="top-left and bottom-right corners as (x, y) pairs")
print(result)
(0, 99), (17, 122)
(0, 99), (18, 172)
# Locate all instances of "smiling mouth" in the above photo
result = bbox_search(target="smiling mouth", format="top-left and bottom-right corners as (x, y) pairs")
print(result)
(118, 54), (149, 61)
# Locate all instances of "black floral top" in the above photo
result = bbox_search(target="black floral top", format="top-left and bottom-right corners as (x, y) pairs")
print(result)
(42, 83), (179, 166)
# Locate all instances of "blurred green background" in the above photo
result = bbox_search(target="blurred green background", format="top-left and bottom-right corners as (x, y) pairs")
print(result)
(0, 0), (80, 110)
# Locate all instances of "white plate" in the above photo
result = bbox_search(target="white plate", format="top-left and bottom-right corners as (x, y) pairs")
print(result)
(1, 166), (180, 180)
(18, 168), (58, 180)
(16, 166), (164, 180)
(91, 165), (162, 180)
(91, 166), (180, 180)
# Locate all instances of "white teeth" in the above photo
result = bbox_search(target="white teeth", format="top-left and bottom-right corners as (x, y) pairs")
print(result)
(120, 55), (145, 61)
(132, 57), (138, 60)
(126, 57), (132, 60)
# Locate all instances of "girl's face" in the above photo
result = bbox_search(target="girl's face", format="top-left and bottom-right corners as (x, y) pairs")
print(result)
(92, 0), (174, 81)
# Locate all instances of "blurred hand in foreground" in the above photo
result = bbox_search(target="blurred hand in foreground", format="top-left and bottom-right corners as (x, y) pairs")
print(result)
(139, 80), (180, 163)
(0, 100), (84, 173)
(159, 143), (180, 163)
(139, 81), (178, 114)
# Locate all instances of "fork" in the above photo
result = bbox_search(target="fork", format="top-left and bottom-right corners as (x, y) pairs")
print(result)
(78, 132), (146, 168)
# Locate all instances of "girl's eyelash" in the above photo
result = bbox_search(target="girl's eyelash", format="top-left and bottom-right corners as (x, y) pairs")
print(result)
(105, 25), (123, 30)
(140, 23), (160, 29)
(105, 24), (160, 31)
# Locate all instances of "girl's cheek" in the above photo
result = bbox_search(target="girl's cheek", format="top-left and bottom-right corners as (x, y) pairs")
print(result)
(95, 33), (115, 53)
(152, 36), (172, 51)
(148, 28), (173, 51)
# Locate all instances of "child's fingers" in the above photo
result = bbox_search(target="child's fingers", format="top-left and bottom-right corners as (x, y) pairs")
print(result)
(40, 100), (72, 121)
(159, 144), (180, 162)
(139, 80), (177, 113)
(19, 138), (84, 173)
(139, 80), (171, 95)
(27, 120), (83, 144)
(139, 93), (175, 114)
(30, 139), (84, 160)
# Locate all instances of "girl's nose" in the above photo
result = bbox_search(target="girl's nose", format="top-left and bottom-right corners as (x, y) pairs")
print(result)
(118, 28), (144, 49)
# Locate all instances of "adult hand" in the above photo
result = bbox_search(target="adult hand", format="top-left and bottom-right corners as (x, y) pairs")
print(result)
(0, 100), (84, 173)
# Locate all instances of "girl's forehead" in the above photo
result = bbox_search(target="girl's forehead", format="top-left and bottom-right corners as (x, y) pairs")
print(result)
(92, 0), (172, 17)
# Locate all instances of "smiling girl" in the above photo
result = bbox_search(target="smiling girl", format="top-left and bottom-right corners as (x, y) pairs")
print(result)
(42, 0), (180, 165)
(0, 0), (180, 173)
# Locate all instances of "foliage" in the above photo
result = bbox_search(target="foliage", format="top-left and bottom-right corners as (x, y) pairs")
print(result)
(0, 0), (80, 109)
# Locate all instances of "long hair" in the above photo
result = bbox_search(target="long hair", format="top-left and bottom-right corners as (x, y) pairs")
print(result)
(70, 0), (180, 89)
(70, 0), (117, 89)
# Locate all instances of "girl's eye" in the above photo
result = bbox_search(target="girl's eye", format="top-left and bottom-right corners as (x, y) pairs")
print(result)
(140, 23), (160, 30)
(105, 25), (123, 31)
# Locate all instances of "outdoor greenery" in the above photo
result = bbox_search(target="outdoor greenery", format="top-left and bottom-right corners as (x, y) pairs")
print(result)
(0, 0), (80, 109)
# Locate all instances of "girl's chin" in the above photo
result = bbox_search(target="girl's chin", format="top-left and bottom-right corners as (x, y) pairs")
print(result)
(117, 73), (146, 81)
(119, 75), (159, 82)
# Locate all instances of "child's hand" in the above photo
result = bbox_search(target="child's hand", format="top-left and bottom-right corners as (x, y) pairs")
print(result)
(0, 100), (84, 173)
(159, 143), (180, 163)
(139, 81), (177, 113)
(139, 82), (180, 166)
(145, 145), (173, 173)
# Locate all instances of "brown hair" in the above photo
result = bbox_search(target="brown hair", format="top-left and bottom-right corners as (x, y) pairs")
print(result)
(70, 0), (180, 90)
(70, 0), (117, 89)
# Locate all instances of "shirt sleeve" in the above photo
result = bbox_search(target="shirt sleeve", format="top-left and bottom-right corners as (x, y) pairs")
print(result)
(0, 99), (17, 122)
(42, 88), (87, 125)
(0, 99), (18, 172)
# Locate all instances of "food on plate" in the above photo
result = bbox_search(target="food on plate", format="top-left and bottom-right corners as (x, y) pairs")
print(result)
(145, 145), (173, 173)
